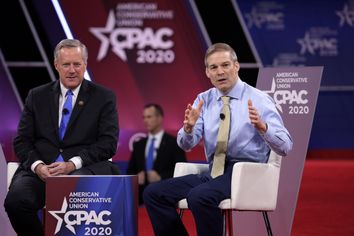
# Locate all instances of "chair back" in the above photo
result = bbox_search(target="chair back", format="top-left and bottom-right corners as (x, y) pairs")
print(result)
(230, 150), (282, 211)
(7, 162), (19, 191)
(268, 150), (282, 168)
(173, 162), (209, 178)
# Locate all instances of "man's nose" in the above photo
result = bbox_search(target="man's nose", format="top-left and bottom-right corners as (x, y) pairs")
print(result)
(68, 64), (75, 72)
(216, 66), (224, 74)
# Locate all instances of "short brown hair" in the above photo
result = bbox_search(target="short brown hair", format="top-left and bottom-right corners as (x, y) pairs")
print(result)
(144, 103), (164, 117)
(204, 43), (238, 67)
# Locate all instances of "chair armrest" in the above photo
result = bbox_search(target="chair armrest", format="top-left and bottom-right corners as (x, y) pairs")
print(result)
(173, 162), (209, 178)
(231, 162), (280, 211)
(7, 162), (20, 190)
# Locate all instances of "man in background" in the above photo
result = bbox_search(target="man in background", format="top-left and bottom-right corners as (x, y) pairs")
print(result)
(127, 104), (186, 204)
(4, 39), (120, 236)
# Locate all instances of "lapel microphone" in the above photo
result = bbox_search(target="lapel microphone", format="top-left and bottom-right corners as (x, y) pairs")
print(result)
(62, 108), (69, 115)
(220, 113), (225, 120)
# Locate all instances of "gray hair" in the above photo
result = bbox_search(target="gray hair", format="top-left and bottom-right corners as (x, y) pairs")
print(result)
(204, 43), (238, 67)
(54, 39), (88, 63)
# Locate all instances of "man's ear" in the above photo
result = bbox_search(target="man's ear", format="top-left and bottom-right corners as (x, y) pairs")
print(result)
(205, 67), (210, 78)
(234, 61), (240, 72)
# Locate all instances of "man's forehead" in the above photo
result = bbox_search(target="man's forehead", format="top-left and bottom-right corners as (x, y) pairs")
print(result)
(207, 51), (232, 64)
(144, 108), (157, 115)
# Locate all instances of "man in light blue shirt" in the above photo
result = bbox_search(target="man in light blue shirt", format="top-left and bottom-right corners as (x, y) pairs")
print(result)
(178, 73), (292, 165)
(144, 43), (293, 236)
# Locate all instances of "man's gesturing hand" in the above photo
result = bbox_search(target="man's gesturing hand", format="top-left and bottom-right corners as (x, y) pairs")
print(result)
(183, 100), (204, 134)
(248, 99), (267, 134)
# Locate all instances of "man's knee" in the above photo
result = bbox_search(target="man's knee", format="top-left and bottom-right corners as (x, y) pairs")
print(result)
(5, 186), (44, 213)
(4, 191), (30, 213)
(4, 193), (15, 213)
(142, 182), (160, 204)
(186, 187), (213, 210)
(142, 182), (154, 203)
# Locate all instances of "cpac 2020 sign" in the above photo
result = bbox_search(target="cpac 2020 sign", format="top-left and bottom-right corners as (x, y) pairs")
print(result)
(45, 176), (138, 236)
(49, 197), (112, 235)
(89, 3), (175, 64)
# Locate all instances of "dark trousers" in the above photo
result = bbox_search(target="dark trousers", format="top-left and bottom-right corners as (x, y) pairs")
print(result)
(143, 163), (233, 236)
(4, 161), (120, 236)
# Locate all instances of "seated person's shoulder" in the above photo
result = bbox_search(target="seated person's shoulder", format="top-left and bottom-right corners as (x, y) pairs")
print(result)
(132, 136), (147, 148)
(163, 132), (178, 142)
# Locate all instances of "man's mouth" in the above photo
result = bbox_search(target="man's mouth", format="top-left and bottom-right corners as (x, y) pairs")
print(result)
(217, 78), (227, 82)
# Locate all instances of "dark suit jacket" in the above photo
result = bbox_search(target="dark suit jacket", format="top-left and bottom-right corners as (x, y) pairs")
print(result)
(127, 132), (186, 180)
(13, 79), (119, 174)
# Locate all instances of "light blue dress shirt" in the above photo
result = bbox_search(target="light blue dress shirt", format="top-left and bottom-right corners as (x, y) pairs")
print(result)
(177, 79), (293, 164)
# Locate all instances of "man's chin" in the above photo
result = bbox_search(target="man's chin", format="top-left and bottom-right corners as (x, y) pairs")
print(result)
(62, 79), (81, 89)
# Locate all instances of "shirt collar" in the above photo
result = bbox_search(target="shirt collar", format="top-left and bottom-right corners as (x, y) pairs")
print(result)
(216, 77), (244, 101)
(60, 82), (81, 98)
(148, 130), (164, 141)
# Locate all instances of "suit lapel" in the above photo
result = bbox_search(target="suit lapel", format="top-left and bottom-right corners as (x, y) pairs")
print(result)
(50, 81), (60, 138)
(156, 133), (167, 158)
(66, 80), (90, 131)
(141, 138), (148, 166)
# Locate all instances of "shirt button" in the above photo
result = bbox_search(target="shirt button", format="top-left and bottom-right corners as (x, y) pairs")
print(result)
(59, 149), (63, 153)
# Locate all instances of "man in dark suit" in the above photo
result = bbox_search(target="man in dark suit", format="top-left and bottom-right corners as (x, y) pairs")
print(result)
(4, 39), (120, 236)
(127, 104), (186, 204)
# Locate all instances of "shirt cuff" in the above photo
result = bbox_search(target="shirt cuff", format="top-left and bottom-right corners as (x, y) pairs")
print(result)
(182, 126), (194, 136)
(260, 122), (273, 139)
(31, 160), (45, 173)
(260, 123), (285, 148)
(69, 156), (83, 170)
